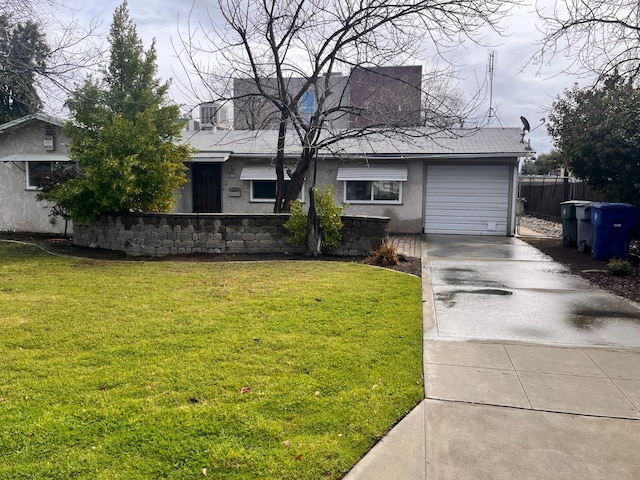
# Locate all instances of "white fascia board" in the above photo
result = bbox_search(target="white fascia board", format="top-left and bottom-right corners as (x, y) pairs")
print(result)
(0, 153), (71, 162)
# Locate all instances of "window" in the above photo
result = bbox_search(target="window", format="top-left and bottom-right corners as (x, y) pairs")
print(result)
(27, 162), (54, 189)
(345, 180), (402, 203)
(26, 161), (75, 190)
(300, 90), (316, 124)
(250, 179), (302, 202)
(337, 165), (407, 204)
(240, 165), (304, 203)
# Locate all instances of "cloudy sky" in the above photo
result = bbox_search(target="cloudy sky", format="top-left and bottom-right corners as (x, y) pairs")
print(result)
(52, 0), (590, 154)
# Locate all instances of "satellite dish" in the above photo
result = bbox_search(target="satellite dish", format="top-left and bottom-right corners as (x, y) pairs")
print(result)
(520, 116), (531, 132)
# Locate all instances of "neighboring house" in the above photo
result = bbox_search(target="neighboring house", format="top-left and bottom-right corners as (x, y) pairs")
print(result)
(174, 127), (532, 235)
(0, 113), (72, 234)
(233, 66), (422, 130)
(233, 74), (350, 130)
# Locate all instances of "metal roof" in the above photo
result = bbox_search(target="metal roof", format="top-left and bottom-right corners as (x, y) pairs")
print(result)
(182, 127), (533, 159)
(0, 113), (65, 133)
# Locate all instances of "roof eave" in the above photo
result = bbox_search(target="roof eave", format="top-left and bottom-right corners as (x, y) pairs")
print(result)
(0, 113), (65, 133)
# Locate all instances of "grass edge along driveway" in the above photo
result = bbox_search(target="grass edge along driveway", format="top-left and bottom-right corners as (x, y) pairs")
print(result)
(0, 242), (423, 480)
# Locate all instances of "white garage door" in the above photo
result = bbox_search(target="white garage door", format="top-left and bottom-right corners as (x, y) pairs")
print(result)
(425, 164), (511, 235)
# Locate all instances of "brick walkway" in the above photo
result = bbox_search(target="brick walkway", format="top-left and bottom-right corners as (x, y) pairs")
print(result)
(388, 234), (422, 258)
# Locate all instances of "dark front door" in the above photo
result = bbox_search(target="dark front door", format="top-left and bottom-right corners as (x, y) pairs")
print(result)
(192, 163), (222, 213)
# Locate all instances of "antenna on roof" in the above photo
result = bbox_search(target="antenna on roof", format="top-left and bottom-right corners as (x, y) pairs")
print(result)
(486, 50), (504, 127)
(488, 51), (495, 122)
(520, 116), (530, 143)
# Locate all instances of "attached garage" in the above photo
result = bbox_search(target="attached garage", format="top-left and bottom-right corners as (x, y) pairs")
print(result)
(424, 164), (515, 235)
(182, 127), (530, 236)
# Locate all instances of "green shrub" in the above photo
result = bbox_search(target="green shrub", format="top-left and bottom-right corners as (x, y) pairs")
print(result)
(607, 258), (633, 276)
(285, 199), (308, 247)
(284, 185), (345, 252)
(315, 185), (345, 251)
(365, 240), (400, 266)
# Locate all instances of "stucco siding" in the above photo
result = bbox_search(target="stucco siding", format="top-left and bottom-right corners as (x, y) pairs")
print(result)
(174, 157), (423, 233)
(0, 120), (72, 234)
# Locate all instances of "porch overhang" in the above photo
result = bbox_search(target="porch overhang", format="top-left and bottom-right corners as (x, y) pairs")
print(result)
(188, 152), (231, 163)
(0, 153), (71, 162)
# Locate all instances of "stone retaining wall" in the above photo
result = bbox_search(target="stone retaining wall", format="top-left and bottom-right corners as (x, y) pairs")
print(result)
(73, 213), (390, 257)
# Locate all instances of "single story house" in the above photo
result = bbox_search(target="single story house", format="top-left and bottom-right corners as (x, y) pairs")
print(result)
(0, 114), (71, 234)
(0, 114), (532, 236)
(174, 127), (532, 236)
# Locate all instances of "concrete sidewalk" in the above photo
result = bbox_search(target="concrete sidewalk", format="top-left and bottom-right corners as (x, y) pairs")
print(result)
(343, 235), (640, 480)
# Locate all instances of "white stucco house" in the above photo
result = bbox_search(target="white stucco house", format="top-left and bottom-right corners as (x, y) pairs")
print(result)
(0, 113), (72, 234)
(173, 127), (532, 235)
(0, 113), (532, 236)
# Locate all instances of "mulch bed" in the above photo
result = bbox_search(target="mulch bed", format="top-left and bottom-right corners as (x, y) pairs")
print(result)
(522, 237), (640, 304)
(8, 233), (640, 295)
(0, 233), (423, 277)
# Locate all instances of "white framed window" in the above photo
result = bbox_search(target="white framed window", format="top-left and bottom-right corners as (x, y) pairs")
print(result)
(240, 165), (305, 203)
(345, 180), (402, 203)
(337, 165), (407, 204)
(26, 161), (55, 190)
(26, 161), (75, 190)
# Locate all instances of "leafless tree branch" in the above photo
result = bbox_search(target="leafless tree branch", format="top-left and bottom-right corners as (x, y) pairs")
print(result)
(531, 0), (640, 82)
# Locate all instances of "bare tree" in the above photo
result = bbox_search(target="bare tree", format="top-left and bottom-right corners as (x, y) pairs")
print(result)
(180, 0), (518, 254)
(533, 0), (640, 80)
(0, 0), (103, 118)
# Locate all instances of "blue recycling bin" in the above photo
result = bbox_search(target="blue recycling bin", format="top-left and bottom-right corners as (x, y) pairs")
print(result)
(590, 203), (638, 261)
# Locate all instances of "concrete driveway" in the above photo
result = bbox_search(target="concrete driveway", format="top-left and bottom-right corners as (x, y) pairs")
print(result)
(424, 234), (640, 347)
(345, 234), (640, 480)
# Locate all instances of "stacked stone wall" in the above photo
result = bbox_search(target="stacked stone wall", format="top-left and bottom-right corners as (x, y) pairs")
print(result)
(73, 213), (389, 257)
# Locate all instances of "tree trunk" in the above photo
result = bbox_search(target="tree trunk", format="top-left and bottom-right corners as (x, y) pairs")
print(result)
(305, 149), (321, 256)
(306, 187), (321, 257)
(273, 114), (289, 213)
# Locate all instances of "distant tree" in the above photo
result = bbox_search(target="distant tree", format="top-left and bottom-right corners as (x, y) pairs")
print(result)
(534, 0), (640, 81)
(0, 16), (49, 123)
(547, 75), (640, 203)
(0, 1), (103, 120)
(421, 72), (468, 128)
(40, 1), (191, 224)
(521, 150), (564, 176)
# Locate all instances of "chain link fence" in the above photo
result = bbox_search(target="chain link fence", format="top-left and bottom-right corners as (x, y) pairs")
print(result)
(518, 176), (607, 222)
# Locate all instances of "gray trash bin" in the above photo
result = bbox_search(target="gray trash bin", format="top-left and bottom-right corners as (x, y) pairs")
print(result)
(560, 200), (591, 247)
(576, 203), (594, 253)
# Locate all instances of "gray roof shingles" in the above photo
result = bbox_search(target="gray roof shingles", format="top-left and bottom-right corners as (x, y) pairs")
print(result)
(182, 127), (532, 158)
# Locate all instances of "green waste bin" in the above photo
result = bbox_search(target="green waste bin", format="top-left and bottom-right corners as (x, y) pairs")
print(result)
(560, 201), (591, 247)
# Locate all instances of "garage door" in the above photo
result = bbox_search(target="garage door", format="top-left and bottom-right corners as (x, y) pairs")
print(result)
(425, 164), (510, 235)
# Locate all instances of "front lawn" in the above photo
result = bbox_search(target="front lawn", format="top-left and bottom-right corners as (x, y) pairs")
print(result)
(0, 242), (423, 479)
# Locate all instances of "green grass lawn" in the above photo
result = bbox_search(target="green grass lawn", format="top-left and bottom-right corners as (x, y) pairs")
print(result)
(0, 242), (423, 479)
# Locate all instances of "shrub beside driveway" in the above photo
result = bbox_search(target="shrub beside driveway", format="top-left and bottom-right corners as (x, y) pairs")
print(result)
(0, 242), (423, 479)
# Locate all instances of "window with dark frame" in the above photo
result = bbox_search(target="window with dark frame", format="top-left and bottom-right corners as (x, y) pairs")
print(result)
(344, 180), (401, 203)
(250, 180), (304, 202)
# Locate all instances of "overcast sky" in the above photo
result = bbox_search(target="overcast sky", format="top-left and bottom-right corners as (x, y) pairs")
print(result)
(53, 0), (590, 154)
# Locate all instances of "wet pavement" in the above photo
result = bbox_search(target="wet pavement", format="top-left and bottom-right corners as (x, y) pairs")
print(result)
(344, 234), (640, 480)
(424, 234), (640, 347)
